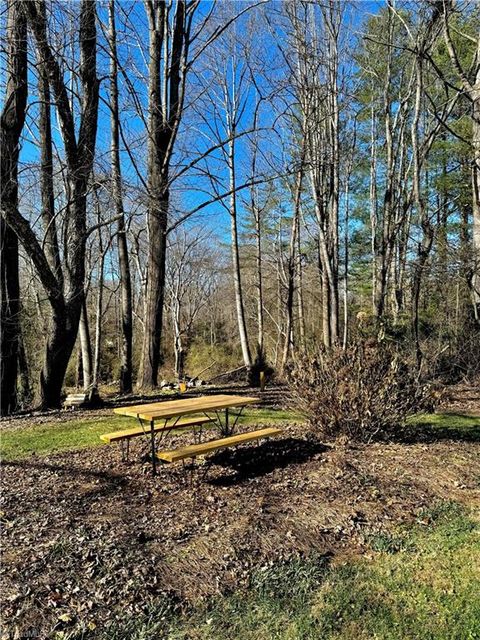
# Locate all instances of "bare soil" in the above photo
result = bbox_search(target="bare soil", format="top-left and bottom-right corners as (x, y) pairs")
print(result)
(1, 383), (479, 638)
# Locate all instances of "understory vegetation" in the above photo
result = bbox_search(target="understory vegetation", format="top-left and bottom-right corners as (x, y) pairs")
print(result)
(288, 342), (435, 442)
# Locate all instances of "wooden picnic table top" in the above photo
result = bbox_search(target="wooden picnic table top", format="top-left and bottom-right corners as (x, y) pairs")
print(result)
(113, 394), (259, 422)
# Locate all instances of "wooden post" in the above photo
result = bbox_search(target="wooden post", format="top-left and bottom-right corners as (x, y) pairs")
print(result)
(260, 370), (265, 392)
(150, 419), (157, 476)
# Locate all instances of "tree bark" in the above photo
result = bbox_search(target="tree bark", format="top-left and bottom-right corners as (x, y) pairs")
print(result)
(93, 256), (105, 386)
(79, 297), (93, 389)
(282, 161), (303, 370)
(139, 0), (189, 388)
(0, 0), (28, 416)
(0, 222), (20, 415)
(229, 134), (252, 370)
(254, 200), (264, 354)
(109, 0), (133, 392)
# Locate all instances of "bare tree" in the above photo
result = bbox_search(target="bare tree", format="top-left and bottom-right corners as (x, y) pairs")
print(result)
(3, 0), (99, 408)
(166, 228), (218, 379)
(108, 0), (133, 392)
(287, 0), (342, 347)
(439, 1), (480, 322)
(138, 1), (194, 388)
(281, 150), (304, 370)
(0, 0), (28, 415)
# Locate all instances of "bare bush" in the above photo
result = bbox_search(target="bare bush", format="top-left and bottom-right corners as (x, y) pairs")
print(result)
(287, 341), (433, 442)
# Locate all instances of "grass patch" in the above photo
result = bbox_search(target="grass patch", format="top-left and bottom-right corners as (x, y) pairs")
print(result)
(1, 409), (476, 462)
(95, 501), (479, 640)
(408, 412), (480, 440)
(0, 416), (131, 461)
(0, 408), (300, 461)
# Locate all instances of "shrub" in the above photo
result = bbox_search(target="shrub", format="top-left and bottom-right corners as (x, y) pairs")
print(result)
(423, 321), (480, 383)
(287, 341), (433, 442)
(185, 340), (241, 379)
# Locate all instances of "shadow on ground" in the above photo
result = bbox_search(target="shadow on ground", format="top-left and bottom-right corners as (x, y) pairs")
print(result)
(2, 459), (129, 500)
(208, 437), (329, 486)
(405, 414), (480, 445)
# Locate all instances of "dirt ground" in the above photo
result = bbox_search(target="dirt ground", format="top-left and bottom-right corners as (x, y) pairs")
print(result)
(1, 384), (479, 638)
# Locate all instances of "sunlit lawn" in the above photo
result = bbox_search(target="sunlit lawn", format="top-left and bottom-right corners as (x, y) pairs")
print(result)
(1, 409), (479, 462)
(99, 501), (480, 640)
(0, 407), (302, 461)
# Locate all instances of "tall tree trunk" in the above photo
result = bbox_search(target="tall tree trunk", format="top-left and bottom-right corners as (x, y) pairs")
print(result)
(0, 222), (20, 415)
(254, 205), (264, 354)
(229, 135), (252, 370)
(109, 0), (133, 392)
(325, 0), (340, 344)
(375, 6), (395, 320)
(471, 77), (480, 322)
(139, 0), (189, 388)
(93, 256), (105, 386)
(282, 161), (303, 370)
(343, 170), (350, 349)
(0, 0), (28, 416)
(139, 3), (165, 389)
(141, 193), (168, 387)
(296, 210), (306, 352)
(369, 102), (378, 316)
(79, 297), (93, 390)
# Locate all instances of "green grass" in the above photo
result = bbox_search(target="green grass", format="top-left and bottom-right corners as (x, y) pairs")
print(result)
(94, 501), (480, 640)
(0, 416), (131, 461)
(0, 408), (300, 461)
(1, 409), (478, 462)
(408, 412), (480, 440)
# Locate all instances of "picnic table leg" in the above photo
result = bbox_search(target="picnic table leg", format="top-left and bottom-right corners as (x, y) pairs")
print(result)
(150, 419), (157, 476)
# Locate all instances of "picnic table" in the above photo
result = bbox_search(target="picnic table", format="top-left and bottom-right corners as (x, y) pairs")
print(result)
(112, 394), (260, 475)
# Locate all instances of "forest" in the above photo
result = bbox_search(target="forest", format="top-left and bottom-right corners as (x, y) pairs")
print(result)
(2, 2), (480, 638)
(1, 0), (479, 410)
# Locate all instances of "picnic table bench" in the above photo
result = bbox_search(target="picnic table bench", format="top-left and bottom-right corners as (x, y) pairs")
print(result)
(100, 416), (214, 459)
(157, 427), (282, 463)
(105, 394), (280, 475)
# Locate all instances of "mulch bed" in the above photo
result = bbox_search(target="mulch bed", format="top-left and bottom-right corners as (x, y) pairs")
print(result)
(2, 417), (479, 638)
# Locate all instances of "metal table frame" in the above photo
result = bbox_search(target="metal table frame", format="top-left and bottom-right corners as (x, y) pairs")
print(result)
(114, 395), (259, 475)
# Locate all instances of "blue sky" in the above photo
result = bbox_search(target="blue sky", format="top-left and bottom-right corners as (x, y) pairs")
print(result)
(8, 0), (387, 248)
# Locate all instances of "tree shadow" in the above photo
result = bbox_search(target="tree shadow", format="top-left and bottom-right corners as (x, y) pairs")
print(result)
(207, 437), (329, 486)
(2, 459), (129, 498)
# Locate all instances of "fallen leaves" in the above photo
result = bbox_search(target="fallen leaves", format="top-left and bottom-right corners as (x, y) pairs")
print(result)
(1, 417), (479, 637)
